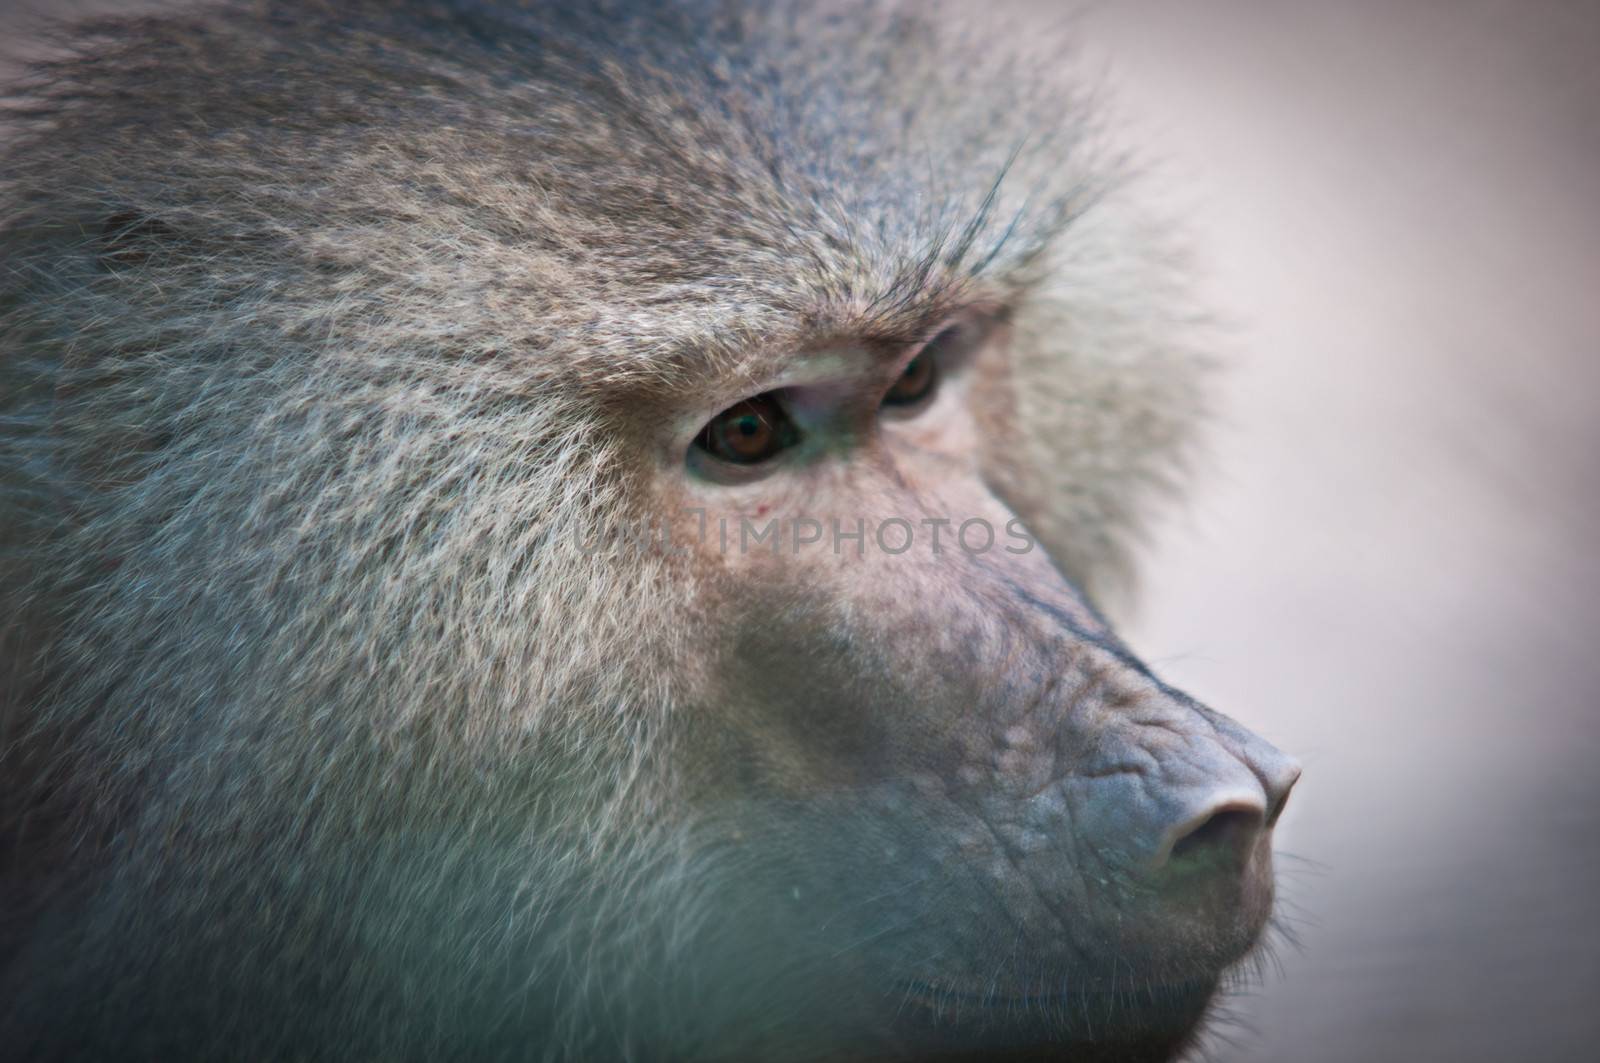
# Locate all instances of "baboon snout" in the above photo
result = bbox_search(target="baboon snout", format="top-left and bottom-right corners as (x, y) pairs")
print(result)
(1057, 694), (1300, 884)
(1122, 721), (1300, 882)
(1151, 746), (1300, 873)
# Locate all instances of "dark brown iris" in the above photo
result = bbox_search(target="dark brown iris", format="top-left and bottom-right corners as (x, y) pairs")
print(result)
(696, 394), (796, 464)
(883, 349), (938, 407)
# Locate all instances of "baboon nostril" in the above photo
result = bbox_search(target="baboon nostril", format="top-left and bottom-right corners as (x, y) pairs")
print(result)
(1158, 802), (1265, 872)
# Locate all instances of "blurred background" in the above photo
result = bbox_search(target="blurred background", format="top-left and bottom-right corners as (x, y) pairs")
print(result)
(1066, 1), (1600, 1059)
(4, 0), (1596, 1059)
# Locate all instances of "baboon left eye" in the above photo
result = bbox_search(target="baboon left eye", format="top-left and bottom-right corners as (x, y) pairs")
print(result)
(882, 350), (938, 407)
(883, 319), (980, 409)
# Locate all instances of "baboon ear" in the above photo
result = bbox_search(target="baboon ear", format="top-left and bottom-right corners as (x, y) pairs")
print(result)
(98, 210), (184, 269)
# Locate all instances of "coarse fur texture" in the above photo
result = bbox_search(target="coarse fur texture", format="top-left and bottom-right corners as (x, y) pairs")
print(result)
(0, 2), (1291, 1061)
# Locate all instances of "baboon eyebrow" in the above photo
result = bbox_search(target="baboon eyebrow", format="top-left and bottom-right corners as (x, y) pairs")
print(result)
(853, 305), (1004, 367)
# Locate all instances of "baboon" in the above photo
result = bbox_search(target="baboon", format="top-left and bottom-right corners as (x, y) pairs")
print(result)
(0, 1), (1300, 1060)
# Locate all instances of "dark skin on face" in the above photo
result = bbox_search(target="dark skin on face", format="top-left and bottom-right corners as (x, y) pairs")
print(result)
(642, 314), (1299, 1058)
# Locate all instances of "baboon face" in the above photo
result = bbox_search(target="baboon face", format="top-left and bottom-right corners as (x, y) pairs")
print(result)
(627, 313), (1298, 1056)
(0, 2), (1300, 1059)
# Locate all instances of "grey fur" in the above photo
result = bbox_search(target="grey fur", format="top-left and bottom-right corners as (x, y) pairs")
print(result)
(0, 1), (1213, 1059)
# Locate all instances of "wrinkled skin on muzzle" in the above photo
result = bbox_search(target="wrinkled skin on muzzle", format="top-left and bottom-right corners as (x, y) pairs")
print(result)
(674, 440), (1299, 1059)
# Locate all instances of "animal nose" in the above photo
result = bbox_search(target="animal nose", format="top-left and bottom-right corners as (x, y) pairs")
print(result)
(1157, 799), (1264, 871)
(1150, 756), (1299, 873)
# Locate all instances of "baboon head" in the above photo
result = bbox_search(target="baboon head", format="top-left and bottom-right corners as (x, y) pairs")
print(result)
(0, 2), (1298, 1060)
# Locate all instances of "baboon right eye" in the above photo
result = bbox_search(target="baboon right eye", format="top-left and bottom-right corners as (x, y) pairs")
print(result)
(694, 394), (799, 465)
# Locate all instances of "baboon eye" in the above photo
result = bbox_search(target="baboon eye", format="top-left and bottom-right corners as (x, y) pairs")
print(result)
(695, 394), (798, 464)
(884, 324), (965, 409)
(883, 351), (937, 407)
